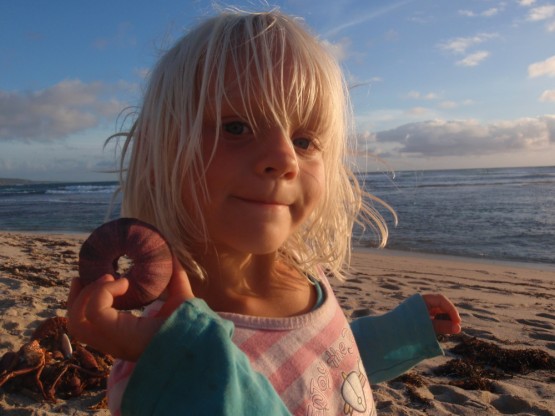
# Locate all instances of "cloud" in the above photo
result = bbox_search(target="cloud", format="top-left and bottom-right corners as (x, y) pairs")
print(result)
(439, 99), (474, 109)
(438, 33), (498, 54)
(539, 90), (555, 102)
(519, 0), (536, 6)
(458, 7), (502, 17)
(406, 91), (440, 100)
(438, 33), (494, 67)
(0, 80), (128, 142)
(370, 116), (555, 157)
(406, 107), (430, 116)
(528, 55), (555, 77)
(456, 51), (490, 67)
(482, 7), (502, 17)
(321, 38), (351, 61)
(439, 101), (457, 109)
(0, 147), (117, 182)
(323, 1), (412, 37)
(406, 95), (473, 109)
(458, 10), (475, 17)
(527, 5), (555, 21)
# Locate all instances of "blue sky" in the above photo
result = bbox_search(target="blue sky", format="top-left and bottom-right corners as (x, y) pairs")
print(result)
(1, 0), (554, 182)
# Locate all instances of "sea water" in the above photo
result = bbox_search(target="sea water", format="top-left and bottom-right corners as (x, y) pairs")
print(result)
(0, 166), (553, 265)
(355, 165), (554, 264)
(0, 182), (120, 233)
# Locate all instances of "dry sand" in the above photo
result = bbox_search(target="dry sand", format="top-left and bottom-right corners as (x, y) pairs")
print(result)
(0, 231), (554, 415)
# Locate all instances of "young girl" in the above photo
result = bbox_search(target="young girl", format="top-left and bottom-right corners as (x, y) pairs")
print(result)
(68, 9), (461, 415)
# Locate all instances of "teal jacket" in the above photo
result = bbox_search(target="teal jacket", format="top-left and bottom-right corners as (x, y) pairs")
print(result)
(122, 294), (441, 415)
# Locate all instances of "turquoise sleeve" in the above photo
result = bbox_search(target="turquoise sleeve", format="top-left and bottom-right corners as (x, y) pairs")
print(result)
(121, 298), (291, 416)
(350, 294), (443, 384)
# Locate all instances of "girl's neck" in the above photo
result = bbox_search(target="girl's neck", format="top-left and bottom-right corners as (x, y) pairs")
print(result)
(190, 247), (316, 317)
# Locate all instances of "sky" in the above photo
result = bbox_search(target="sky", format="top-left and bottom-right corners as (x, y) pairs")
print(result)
(1, 0), (554, 182)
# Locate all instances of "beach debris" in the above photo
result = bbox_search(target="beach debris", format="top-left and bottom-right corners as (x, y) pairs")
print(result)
(451, 334), (555, 373)
(434, 358), (496, 392)
(391, 372), (432, 408)
(434, 334), (555, 391)
(60, 333), (73, 358)
(0, 316), (113, 403)
(0, 262), (63, 287)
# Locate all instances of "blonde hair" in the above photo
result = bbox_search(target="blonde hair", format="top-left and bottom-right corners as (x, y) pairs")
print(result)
(111, 9), (393, 281)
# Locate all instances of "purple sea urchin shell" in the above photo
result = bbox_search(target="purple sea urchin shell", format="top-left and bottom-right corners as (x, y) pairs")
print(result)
(79, 218), (173, 310)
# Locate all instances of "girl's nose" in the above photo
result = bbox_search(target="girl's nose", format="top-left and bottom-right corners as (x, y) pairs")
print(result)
(256, 128), (299, 179)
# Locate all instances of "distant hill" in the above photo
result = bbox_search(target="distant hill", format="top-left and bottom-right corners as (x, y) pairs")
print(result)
(0, 178), (36, 186)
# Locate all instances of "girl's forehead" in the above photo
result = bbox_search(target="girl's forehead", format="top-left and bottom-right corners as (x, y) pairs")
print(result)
(208, 62), (299, 112)
(223, 55), (307, 94)
(201, 43), (337, 134)
(209, 83), (323, 131)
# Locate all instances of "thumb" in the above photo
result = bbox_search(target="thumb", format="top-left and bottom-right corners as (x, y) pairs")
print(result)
(156, 256), (195, 318)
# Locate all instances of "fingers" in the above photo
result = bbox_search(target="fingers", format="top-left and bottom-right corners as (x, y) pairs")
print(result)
(67, 275), (121, 345)
(432, 318), (462, 335)
(422, 293), (462, 335)
(66, 275), (157, 360)
(82, 277), (160, 360)
(83, 277), (130, 326)
(422, 293), (461, 322)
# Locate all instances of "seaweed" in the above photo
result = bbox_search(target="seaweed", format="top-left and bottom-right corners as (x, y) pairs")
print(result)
(393, 372), (427, 388)
(434, 359), (496, 392)
(434, 334), (555, 392)
(450, 334), (555, 374)
(391, 372), (432, 408)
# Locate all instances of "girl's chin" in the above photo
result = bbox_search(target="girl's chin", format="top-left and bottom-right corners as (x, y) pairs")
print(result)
(211, 240), (286, 257)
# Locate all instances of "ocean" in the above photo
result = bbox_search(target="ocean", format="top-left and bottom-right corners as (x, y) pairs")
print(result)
(1, 166), (554, 265)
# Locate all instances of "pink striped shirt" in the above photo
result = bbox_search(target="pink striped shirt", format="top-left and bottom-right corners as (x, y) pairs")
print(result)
(108, 275), (376, 415)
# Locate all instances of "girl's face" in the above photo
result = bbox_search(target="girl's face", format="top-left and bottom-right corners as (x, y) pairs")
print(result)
(196, 94), (325, 257)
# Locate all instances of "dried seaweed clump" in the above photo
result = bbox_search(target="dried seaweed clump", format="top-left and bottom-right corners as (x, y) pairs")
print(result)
(434, 359), (496, 392)
(434, 334), (555, 391)
(451, 335), (555, 373)
(393, 372), (427, 387)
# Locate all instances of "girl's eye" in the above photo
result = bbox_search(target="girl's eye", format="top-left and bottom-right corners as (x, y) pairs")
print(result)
(293, 137), (319, 151)
(222, 121), (252, 136)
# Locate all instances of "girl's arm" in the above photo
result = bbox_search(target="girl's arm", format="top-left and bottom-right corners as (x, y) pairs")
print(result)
(350, 293), (461, 384)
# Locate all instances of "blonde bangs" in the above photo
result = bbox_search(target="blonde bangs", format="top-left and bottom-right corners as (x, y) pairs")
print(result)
(203, 12), (340, 142)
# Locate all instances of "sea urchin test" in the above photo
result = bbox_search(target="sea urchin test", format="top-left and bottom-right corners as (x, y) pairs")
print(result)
(79, 218), (173, 310)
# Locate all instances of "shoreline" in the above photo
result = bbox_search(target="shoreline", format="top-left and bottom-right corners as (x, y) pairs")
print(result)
(3, 228), (554, 272)
(1, 230), (554, 415)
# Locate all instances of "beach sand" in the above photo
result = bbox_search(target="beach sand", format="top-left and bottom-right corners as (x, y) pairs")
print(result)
(0, 231), (553, 415)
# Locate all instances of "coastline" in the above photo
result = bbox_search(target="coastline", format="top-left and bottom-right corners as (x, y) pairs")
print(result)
(354, 246), (555, 273)
(1, 231), (554, 415)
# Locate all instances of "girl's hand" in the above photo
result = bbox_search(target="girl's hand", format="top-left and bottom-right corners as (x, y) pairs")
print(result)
(67, 257), (193, 361)
(422, 293), (462, 335)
